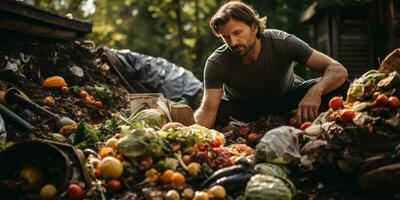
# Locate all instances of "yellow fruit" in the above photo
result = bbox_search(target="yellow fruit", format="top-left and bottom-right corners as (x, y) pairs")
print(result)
(181, 188), (194, 199)
(105, 137), (118, 149)
(193, 191), (209, 200)
(187, 163), (201, 177)
(207, 185), (226, 199)
(40, 184), (57, 199)
(165, 189), (180, 200)
(19, 166), (43, 192)
(98, 157), (123, 179)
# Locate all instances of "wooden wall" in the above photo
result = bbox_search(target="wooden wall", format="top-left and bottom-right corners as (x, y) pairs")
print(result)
(311, 7), (372, 80)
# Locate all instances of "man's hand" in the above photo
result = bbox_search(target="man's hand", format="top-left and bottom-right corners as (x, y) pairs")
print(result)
(296, 86), (322, 123)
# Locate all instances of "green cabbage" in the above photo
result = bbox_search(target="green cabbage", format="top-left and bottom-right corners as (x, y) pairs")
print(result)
(254, 163), (289, 179)
(117, 128), (166, 159)
(245, 174), (294, 200)
(129, 109), (167, 129)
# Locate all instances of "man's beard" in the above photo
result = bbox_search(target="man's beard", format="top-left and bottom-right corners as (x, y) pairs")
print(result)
(230, 39), (256, 57)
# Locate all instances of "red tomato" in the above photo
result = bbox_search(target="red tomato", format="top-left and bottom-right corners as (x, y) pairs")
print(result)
(114, 133), (121, 139)
(247, 133), (261, 143)
(329, 96), (344, 110)
(375, 94), (389, 107)
(388, 96), (400, 109)
(300, 121), (312, 130)
(94, 101), (103, 108)
(67, 184), (84, 200)
(340, 109), (356, 122)
(239, 126), (251, 136)
(106, 180), (122, 191)
(211, 138), (223, 147)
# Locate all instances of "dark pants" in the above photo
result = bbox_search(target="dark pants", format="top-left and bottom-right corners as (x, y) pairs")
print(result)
(216, 78), (350, 125)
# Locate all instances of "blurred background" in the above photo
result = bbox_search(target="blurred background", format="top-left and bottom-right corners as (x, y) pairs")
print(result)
(18, 0), (400, 80)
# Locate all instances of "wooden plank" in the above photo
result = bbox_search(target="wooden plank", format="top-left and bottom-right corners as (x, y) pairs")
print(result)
(170, 104), (195, 126)
(0, 17), (77, 40)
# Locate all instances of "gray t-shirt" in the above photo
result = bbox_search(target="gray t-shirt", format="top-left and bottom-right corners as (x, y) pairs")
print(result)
(204, 29), (313, 101)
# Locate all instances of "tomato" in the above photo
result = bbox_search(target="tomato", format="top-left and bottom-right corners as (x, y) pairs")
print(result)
(79, 90), (88, 98)
(60, 86), (69, 93)
(340, 109), (356, 122)
(388, 96), (400, 109)
(211, 138), (223, 147)
(67, 184), (84, 200)
(106, 180), (121, 191)
(94, 101), (103, 108)
(247, 133), (261, 143)
(114, 133), (121, 139)
(182, 154), (192, 165)
(300, 121), (312, 130)
(238, 126), (251, 136)
(375, 94), (389, 107)
(171, 172), (185, 186)
(329, 96), (344, 110)
(44, 96), (55, 106)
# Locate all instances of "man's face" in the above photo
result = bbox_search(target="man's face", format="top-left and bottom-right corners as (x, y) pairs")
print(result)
(218, 18), (258, 56)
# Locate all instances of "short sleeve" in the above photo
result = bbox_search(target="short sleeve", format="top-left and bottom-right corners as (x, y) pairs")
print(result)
(284, 34), (314, 65)
(204, 59), (224, 89)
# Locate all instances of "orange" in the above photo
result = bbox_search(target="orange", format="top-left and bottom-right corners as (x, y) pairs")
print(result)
(99, 147), (116, 158)
(161, 170), (174, 183)
(171, 172), (185, 186)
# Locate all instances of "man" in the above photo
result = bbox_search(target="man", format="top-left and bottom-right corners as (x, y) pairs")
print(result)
(194, 1), (349, 128)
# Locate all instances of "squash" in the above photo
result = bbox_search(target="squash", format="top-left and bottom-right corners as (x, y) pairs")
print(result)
(43, 76), (67, 89)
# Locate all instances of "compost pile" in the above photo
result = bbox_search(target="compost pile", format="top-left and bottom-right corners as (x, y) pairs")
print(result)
(0, 31), (129, 133)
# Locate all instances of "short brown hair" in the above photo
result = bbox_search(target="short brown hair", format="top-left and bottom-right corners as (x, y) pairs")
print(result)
(210, 1), (267, 38)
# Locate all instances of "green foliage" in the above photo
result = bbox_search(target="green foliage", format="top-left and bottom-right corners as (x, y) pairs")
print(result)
(69, 121), (100, 150)
(22, 0), (370, 78)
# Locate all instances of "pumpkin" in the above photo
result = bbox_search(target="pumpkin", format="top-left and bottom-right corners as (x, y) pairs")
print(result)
(43, 76), (67, 89)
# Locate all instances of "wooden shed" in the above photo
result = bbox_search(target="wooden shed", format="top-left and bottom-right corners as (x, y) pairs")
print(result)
(301, 0), (400, 80)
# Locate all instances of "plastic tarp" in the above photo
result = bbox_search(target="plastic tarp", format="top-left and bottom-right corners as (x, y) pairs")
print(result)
(115, 49), (203, 101)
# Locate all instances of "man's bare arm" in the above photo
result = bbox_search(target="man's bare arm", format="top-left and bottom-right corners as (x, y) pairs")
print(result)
(194, 89), (223, 128)
(296, 50), (348, 123)
(306, 50), (348, 95)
